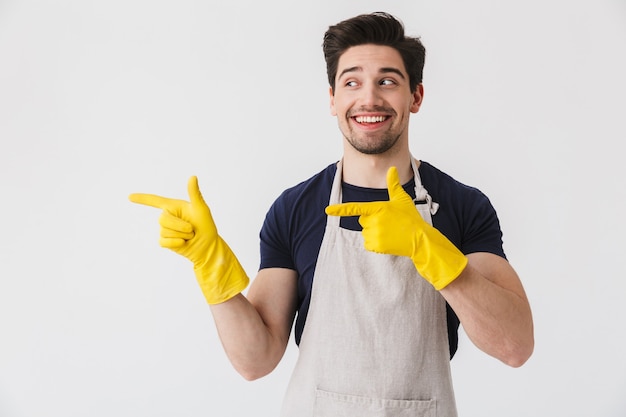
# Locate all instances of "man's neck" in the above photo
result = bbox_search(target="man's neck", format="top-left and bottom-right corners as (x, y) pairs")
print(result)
(341, 147), (417, 188)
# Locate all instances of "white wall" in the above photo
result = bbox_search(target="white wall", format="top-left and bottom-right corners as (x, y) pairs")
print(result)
(1, 0), (625, 416)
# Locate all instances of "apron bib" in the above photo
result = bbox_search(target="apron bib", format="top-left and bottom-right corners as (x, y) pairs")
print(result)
(280, 158), (457, 417)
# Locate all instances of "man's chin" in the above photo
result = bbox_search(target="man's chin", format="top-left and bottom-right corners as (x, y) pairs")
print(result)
(346, 137), (398, 155)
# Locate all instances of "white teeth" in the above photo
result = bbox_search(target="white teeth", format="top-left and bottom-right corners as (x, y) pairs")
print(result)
(355, 116), (387, 123)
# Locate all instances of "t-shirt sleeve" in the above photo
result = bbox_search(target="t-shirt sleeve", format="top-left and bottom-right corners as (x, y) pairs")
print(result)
(259, 194), (296, 270)
(461, 191), (507, 259)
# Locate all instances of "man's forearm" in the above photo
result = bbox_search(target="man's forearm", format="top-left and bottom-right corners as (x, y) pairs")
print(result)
(209, 294), (289, 381)
(440, 253), (534, 367)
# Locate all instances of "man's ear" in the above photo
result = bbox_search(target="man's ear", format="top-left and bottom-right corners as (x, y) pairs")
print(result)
(410, 84), (424, 113)
(329, 86), (337, 116)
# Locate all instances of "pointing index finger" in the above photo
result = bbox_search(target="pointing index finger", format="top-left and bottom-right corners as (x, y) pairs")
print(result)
(128, 193), (176, 210)
(325, 201), (379, 217)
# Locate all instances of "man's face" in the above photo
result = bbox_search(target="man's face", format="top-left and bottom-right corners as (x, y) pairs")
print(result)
(330, 44), (423, 155)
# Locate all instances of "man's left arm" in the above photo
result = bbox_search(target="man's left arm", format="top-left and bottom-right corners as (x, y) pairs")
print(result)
(325, 166), (534, 367)
(440, 252), (534, 367)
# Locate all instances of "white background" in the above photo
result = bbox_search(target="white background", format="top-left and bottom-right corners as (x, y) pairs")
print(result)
(1, 0), (625, 416)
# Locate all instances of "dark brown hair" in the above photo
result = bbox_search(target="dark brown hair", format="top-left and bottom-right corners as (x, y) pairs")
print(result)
(322, 12), (426, 93)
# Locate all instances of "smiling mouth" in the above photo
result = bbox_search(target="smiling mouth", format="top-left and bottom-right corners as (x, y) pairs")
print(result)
(353, 115), (390, 124)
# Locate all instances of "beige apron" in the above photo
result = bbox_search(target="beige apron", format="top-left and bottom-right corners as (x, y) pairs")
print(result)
(280, 158), (457, 417)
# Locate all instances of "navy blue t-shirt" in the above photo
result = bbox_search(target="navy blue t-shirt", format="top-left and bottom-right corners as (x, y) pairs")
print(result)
(259, 161), (506, 359)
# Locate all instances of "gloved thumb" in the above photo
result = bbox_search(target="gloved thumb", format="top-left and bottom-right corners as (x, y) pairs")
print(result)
(386, 167), (407, 201)
(187, 176), (208, 209)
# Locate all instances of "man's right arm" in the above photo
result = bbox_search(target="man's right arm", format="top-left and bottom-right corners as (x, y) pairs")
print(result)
(129, 177), (298, 379)
(209, 267), (298, 381)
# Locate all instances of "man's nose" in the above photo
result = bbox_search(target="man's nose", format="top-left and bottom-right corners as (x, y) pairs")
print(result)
(360, 83), (384, 106)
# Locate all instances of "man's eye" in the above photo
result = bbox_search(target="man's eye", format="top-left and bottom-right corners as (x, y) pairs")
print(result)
(345, 81), (358, 87)
(380, 79), (396, 86)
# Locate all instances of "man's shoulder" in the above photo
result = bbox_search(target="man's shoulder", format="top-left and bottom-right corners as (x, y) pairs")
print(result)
(419, 160), (489, 200)
(420, 161), (504, 257)
(276, 162), (337, 204)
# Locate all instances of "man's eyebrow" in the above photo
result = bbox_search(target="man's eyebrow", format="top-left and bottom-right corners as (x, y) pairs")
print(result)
(337, 66), (361, 80)
(380, 67), (405, 79)
(337, 66), (406, 80)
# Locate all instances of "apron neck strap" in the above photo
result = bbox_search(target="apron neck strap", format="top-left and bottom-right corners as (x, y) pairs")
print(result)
(328, 156), (438, 228)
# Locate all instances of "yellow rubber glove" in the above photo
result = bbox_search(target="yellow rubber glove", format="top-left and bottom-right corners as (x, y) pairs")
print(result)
(129, 176), (249, 304)
(325, 167), (468, 290)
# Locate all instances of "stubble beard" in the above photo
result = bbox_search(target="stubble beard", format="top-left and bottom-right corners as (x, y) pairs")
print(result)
(345, 131), (401, 155)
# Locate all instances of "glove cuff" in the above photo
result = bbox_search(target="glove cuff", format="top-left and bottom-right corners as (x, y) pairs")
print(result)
(193, 239), (250, 304)
(425, 254), (468, 290)
(410, 229), (469, 290)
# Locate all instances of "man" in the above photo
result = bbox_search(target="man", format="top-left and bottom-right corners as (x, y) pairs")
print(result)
(130, 12), (534, 417)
